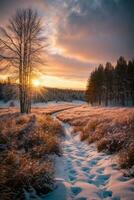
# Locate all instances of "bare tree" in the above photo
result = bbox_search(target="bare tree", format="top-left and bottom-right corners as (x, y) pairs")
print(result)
(0, 8), (46, 113)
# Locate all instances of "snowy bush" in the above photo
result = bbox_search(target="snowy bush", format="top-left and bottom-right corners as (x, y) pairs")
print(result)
(0, 112), (63, 199)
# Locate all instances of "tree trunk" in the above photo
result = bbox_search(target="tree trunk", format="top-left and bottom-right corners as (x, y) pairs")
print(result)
(121, 92), (125, 106)
(105, 90), (108, 106)
(98, 95), (101, 105)
(132, 92), (134, 106)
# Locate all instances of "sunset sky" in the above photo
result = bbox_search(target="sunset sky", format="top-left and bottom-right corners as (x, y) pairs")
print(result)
(0, 0), (134, 89)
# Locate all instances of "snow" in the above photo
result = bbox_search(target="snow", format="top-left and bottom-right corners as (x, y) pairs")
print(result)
(0, 101), (85, 115)
(1, 101), (133, 199)
(0, 100), (19, 108)
(0, 100), (85, 108)
(43, 115), (134, 200)
(32, 100), (85, 108)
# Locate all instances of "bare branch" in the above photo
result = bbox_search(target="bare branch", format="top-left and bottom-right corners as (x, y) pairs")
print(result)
(0, 54), (18, 60)
(0, 27), (20, 54)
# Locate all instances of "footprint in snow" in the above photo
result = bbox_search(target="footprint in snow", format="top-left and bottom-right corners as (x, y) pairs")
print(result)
(93, 174), (111, 186)
(76, 152), (86, 157)
(88, 174), (96, 179)
(87, 179), (95, 184)
(111, 196), (120, 200)
(69, 169), (77, 175)
(75, 197), (87, 200)
(96, 167), (105, 174)
(75, 160), (82, 167)
(101, 190), (112, 198)
(117, 176), (130, 182)
(71, 186), (82, 195)
(66, 158), (72, 163)
(69, 174), (77, 182)
(66, 148), (73, 153)
(88, 159), (98, 166)
(81, 166), (90, 173)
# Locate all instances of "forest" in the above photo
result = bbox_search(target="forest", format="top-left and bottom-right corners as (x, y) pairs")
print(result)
(85, 57), (134, 106)
(0, 79), (85, 103)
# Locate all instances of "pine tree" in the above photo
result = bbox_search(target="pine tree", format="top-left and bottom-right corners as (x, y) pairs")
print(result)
(85, 57), (134, 106)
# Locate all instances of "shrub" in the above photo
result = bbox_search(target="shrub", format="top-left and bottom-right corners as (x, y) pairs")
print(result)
(40, 115), (64, 137)
(73, 126), (83, 134)
(16, 115), (29, 125)
(97, 133), (126, 153)
(80, 131), (89, 141)
(88, 119), (99, 131)
(0, 112), (63, 199)
(118, 144), (134, 169)
(0, 151), (54, 200)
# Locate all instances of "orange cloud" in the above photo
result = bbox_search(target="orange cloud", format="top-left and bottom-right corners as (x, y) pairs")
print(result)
(38, 75), (86, 90)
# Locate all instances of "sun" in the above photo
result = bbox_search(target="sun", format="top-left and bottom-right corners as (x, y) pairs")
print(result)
(32, 79), (41, 87)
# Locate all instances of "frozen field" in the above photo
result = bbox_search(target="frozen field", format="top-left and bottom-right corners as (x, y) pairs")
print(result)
(44, 106), (134, 200)
(0, 102), (134, 200)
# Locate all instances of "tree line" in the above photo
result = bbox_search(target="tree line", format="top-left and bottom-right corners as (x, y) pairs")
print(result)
(0, 81), (18, 102)
(0, 80), (84, 103)
(33, 87), (84, 102)
(85, 57), (134, 106)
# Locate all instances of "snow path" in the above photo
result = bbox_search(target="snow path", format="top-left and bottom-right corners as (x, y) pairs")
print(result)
(44, 117), (134, 200)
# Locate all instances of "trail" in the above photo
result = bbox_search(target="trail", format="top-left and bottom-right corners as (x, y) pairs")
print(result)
(44, 113), (134, 200)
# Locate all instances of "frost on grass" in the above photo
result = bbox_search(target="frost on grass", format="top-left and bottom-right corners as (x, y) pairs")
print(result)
(0, 112), (64, 200)
(57, 106), (134, 173)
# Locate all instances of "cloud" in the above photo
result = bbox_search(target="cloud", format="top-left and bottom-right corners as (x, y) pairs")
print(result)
(39, 53), (95, 81)
(55, 0), (134, 62)
(0, 0), (134, 89)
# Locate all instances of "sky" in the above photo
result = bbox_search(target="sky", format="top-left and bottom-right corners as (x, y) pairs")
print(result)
(0, 0), (134, 89)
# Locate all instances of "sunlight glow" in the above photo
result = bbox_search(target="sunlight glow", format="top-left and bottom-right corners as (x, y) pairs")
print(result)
(41, 75), (86, 90)
(32, 79), (41, 87)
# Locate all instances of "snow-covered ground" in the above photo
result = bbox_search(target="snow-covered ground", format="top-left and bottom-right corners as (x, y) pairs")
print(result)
(32, 101), (85, 107)
(0, 101), (85, 115)
(0, 100), (85, 108)
(44, 116), (134, 200)
(1, 101), (134, 199)
(0, 100), (19, 108)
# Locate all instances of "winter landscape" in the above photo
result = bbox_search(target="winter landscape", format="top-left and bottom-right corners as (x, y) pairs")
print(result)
(0, 1), (134, 200)
(0, 103), (134, 200)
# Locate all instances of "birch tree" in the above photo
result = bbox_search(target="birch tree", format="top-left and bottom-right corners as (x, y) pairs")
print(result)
(0, 8), (45, 113)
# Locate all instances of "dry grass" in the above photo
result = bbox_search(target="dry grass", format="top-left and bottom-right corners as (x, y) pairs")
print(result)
(0, 112), (63, 199)
(57, 106), (134, 171)
(16, 115), (29, 125)
(96, 132), (127, 153)
(118, 144), (134, 170)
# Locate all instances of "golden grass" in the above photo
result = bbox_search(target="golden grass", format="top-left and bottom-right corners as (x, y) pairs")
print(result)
(57, 106), (134, 171)
(0, 112), (63, 199)
(118, 144), (134, 170)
